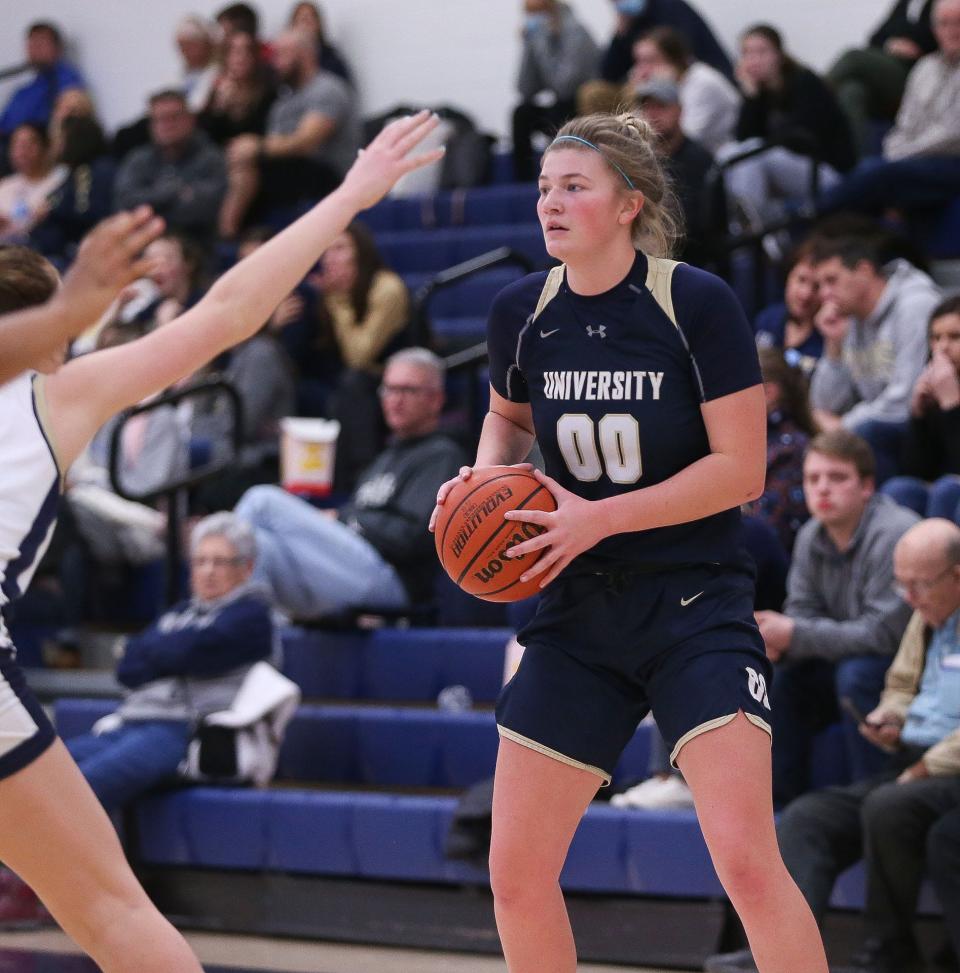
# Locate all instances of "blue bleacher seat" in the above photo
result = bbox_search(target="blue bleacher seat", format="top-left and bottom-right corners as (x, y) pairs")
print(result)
(280, 627), (512, 703)
(377, 225), (548, 274)
(54, 697), (942, 914)
(359, 184), (539, 233)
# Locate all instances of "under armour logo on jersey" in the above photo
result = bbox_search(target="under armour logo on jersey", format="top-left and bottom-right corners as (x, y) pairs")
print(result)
(746, 666), (771, 710)
(585, 325), (607, 339)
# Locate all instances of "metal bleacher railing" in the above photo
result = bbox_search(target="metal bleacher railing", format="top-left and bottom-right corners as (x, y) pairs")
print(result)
(108, 377), (243, 608)
(413, 245), (535, 444)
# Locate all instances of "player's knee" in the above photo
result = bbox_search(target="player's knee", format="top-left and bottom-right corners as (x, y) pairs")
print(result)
(707, 826), (779, 908)
(488, 841), (553, 907)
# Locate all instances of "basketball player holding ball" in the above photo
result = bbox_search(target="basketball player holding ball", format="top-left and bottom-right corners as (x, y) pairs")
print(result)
(430, 113), (828, 973)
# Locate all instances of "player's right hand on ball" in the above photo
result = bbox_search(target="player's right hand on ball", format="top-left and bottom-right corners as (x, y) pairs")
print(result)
(428, 463), (534, 532)
(429, 466), (474, 533)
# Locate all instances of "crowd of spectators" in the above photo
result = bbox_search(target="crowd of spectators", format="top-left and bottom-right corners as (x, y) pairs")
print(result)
(2, 0), (960, 965)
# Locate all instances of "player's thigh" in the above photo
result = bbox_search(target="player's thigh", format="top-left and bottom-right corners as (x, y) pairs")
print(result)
(676, 712), (778, 867)
(489, 736), (602, 891)
(0, 741), (150, 919)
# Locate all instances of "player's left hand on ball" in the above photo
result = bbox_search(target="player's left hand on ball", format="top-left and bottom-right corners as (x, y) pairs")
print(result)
(502, 469), (609, 588)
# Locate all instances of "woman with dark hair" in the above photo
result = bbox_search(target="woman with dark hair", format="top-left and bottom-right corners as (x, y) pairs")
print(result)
(882, 294), (960, 520)
(628, 25), (739, 153)
(31, 115), (115, 262)
(0, 111), (440, 970)
(200, 30), (277, 146)
(0, 124), (62, 242)
(314, 221), (411, 489)
(753, 239), (824, 375)
(723, 23), (856, 230)
(288, 0), (354, 85)
(745, 347), (818, 553)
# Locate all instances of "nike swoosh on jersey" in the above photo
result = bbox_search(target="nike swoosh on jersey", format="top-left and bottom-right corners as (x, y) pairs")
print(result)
(680, 591), (705, 607)
(539, 329), (559, 338)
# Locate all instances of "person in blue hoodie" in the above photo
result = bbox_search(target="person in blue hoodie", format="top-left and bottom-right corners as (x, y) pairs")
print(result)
(63, 513), (277, 812)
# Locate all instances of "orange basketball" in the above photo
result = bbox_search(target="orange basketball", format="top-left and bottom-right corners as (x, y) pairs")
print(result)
(434, 466), (557, 602)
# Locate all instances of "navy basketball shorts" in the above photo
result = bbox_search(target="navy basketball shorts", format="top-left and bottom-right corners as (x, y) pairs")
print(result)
(0, 648), (57, 780)
(496, 562), (773, 784)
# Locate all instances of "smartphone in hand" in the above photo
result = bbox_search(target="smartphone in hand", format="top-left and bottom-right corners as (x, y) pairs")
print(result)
(840, 696), (900, 753)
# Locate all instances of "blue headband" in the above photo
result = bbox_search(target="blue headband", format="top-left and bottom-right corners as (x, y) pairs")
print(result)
(549, 134), (636, 190)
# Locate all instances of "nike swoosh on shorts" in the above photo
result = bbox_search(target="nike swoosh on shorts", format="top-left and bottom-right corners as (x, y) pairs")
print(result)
(680, 591), (705, 607)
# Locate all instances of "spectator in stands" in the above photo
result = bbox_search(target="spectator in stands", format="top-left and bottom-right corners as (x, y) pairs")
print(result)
(0, 22), (85, 141)
(199, 30), (277, 146)
(0, 124), (62, 242)
(579, 0), (731, 115)
(753, 240), (824, 377)
(744, 347), (817, 555)
(882, 295), (960, 521)
(191, 231), (297, 512)
(756, 430), (918, 806)
(809, 236), (941, 483)
(175, 15), (221, 114)
(114, 90), (227, 241)
(817, 0), (960, 220)
(74, 514), (274, 809)
(314, 222), (411, 489)
(511, 0), (598, 181)
(219, 28), (360, 238)
(706, 520), (960, 973)
(235, 347), (466, 619)
(288, 1), (355, 85)
(215, 3), (260, 43)
(722, 24), (856, 232)
(633, 77), (722, 267)
(828, 0), (937, 157)
(47, 88), (97, 161)
(628, 26), (739, 154)
(929, 807), (960, 966)
(129, 232), (207, 333)
(31, 115), (115, 263)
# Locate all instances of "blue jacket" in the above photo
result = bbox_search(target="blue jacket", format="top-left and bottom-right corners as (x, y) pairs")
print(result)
(0, 62), (85, 135)
(116, 580), (277, 724)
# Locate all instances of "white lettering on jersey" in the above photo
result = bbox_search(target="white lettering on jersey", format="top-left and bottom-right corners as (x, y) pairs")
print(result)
(746, 666), (771, 710)
(543, 370), (665, 401)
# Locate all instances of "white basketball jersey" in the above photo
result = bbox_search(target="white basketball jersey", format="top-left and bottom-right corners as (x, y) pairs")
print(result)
(0, 373), (60, 649)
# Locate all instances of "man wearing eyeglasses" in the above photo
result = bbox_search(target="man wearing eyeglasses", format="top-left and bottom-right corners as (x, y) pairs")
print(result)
(706, 517), (960, 973)
(234, 347), (466, 619)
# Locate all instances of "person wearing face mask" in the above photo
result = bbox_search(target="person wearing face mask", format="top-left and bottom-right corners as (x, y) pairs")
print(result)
(512, 0), (599, 181)
(578, 0), (732, 116)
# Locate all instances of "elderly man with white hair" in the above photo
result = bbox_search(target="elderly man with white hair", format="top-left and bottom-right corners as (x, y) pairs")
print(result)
(65, 512), (277, 813)
(706, 517), (960, 973)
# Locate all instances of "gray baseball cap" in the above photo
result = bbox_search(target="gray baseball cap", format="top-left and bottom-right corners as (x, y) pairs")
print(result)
(634, 77), (680, 104)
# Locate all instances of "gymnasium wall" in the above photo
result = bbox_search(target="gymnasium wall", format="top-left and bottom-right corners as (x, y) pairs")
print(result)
(0, 0), (888, 139)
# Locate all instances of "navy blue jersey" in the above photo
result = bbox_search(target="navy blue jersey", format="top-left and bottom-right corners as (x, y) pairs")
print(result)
(487, 251), (761, 569)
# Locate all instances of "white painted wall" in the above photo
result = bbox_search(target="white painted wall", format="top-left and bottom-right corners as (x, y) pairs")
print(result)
(0, 1), (890, 140)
